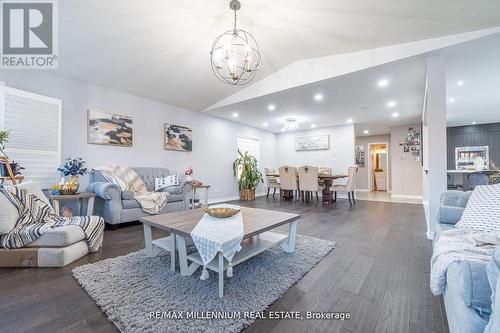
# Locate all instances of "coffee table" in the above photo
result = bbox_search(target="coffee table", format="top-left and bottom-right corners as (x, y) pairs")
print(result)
(140, 207), (300, 298)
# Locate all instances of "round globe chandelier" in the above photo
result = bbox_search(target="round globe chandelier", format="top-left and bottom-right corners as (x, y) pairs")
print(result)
(210, 0), (261, 85)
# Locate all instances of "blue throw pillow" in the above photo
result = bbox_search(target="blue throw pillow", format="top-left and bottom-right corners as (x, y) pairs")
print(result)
(459, 260), (492, 315)
(485, 248), (500, 333)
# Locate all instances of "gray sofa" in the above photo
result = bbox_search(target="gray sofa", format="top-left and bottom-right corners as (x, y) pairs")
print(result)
(436, 190), (499, 333)
(87, 167), (192, 225)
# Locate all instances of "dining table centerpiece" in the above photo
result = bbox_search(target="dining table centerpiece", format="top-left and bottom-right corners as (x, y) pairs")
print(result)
(57, 157), (88, 195)
(232, 149), (263, 200)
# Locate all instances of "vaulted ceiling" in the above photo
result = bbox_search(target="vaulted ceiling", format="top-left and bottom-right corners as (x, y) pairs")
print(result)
(57, 0), (500, 111)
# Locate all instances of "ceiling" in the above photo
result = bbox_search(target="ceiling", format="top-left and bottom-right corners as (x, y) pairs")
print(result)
(56, 0), (500, 111)
(205, 33), (500, 135)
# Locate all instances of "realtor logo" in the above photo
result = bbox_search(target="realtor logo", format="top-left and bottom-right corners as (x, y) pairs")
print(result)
(1, 0), (58, 69)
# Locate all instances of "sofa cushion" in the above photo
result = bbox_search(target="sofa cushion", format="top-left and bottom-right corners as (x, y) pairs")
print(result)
(458, 260), (492, 315)
(161, 185), (184, 195)
(0, 226), (85, 247)
(154, 174), (179, 191)
(15, 181), (52, 208)
(485, 248), (500, 333)
(0, 192), (18, 235)
(456, 184), (500, 232)
(122, 194), (185, 209)
(121, 190), (134, 200)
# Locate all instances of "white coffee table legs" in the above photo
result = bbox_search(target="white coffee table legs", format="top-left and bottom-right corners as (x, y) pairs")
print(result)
(143, 223), (176, 272)
(218, 252), (224, 298)
(176, 234), (201, 276)
(280, 221), (298, 253)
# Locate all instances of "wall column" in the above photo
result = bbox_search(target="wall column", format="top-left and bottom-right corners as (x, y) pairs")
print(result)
(423, 54), (447, 239)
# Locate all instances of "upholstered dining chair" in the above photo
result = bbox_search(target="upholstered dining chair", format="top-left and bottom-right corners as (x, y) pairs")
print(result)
(264, 167), (280, 197)
(278, 166), (299, 200)
(467, 172), (489, 190)
(297, 166), (324, 202)
(330, 165), (359, 206)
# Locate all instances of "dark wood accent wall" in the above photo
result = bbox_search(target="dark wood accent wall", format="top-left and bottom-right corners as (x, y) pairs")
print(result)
(447, 122), (500, 169)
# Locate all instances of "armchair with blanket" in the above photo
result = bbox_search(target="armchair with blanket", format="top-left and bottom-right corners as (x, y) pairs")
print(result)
(87, 167), (192, 225)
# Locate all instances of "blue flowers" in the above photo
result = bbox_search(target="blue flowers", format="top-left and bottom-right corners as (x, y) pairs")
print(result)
(58, 157), (88, 176)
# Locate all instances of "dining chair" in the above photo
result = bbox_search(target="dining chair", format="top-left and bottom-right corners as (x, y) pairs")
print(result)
(297, 166), (324, 202)
(467, 172), (489, 190)
(278, 166), (299, 200)
(264, 167), (280, 197)
(330, 165), (359, 206)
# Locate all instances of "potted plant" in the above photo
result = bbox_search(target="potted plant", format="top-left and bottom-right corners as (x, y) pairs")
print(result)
(232, 149), (263, 200)
(57, 157), (88, 194)
(0, 130), (25, 178)
(0, 129), (9, 159)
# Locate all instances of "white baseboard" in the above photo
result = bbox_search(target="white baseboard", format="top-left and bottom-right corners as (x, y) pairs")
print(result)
(391, 194), (423, 200)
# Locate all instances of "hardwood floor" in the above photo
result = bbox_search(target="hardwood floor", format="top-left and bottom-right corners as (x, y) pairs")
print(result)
(0, 196), (447, 333)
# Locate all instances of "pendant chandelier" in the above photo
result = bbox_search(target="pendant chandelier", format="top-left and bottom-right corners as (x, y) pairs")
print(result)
(210, 0), (261, 85)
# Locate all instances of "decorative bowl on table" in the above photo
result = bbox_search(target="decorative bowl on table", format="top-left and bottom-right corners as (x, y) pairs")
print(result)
(203, 207), (240, 218)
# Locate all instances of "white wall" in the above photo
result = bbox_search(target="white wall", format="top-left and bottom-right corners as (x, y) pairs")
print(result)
(276, 125), (355, 173)
(390, 124), (423, 198)
(0, 71), (277, 200)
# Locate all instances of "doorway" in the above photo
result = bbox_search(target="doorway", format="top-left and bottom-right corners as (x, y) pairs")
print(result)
(367, 142), (389, 192)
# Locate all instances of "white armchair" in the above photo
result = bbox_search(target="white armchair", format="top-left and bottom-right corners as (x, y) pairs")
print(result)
(330, 166), (359, 206)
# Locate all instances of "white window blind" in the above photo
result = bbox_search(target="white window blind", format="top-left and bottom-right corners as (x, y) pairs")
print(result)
(1, 86), (62, 188)
(237, 134), (260, 161)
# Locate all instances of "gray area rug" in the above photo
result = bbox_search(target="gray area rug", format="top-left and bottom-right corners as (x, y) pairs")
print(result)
(72, 234), (335, 333)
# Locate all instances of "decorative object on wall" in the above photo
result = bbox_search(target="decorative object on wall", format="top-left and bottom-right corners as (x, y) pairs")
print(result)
(232, 149), (263, 200)
(295, 135), (330, 151)
(87, 109), (133, 147)
(398, 127), (421, 161)
(57, 157), (88, 195)
(164, 124), (193, 152)
(210, 0), (261, 85)
(355, 144), (365, 167)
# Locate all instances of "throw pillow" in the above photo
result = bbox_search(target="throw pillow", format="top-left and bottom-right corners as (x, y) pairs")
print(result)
(155, 174), (179, 192)
(0, 192), (18, 235)
(456, 184), (500, 232)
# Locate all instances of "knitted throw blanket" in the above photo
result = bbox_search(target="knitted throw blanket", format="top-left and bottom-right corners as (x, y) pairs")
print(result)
(98, 166), (169, 215)
(1, 187), (104, 253)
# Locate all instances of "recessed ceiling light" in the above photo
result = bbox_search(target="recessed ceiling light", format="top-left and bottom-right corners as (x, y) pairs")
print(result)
(267, 104), (275, 111)
(472, 121), (477, 125)
(281, 128), (285, 132)
(263, 122), (268, 127)
(347, 118), (353, 123)
(449, 98), (455, 103)
(314, 93), (323, 101)
(310, 124), (316, 128)
(457, 80), (464, 86)
(377, 79), (389, 88)
(364, 129), (369, 134)
(232, 112), (238, 118)
(387, 100), (396, 108)
(391, 112), (399, 118)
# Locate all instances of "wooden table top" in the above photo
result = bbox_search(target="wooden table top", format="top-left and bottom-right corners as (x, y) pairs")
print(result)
(266, 173), (348, 180)
(140, 207), (300, 238)
(47, 192), (96, 200)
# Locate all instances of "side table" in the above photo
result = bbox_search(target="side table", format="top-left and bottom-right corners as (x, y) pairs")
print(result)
(191, 185), (210, 210)
(47, 192), (96, 216)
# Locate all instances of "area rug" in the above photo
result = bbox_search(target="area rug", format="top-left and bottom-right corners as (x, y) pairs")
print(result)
(72, 234), (335, 333)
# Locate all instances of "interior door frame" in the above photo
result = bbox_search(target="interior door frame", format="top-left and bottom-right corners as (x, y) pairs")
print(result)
(367, 141), (390, 192)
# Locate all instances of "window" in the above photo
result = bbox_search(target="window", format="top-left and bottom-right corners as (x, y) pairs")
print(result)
(0, 84), (62, 188)
(237, 134), (260, 161)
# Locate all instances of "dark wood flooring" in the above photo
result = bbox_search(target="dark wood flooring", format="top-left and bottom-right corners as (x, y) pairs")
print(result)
(0, 196), (448, 333)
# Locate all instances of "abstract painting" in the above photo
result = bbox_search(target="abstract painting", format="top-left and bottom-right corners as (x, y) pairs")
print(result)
(87, 109), (133, 147)
(164, 124), (192, 152)
(295, 135), (329, 151)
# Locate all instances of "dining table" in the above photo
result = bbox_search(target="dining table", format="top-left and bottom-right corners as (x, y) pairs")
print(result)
(265, 173), (348, 204)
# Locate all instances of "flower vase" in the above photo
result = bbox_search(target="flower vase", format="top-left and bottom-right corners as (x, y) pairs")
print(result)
(62, 175), (79, 195)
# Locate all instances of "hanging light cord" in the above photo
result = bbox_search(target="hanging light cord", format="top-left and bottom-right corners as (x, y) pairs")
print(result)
(233, 6), (238, 32)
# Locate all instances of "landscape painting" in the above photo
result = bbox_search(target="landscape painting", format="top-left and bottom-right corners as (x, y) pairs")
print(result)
(164, 124), (192, 152)
(87, 109), (133, 147)
(295, 135), (329, 151)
